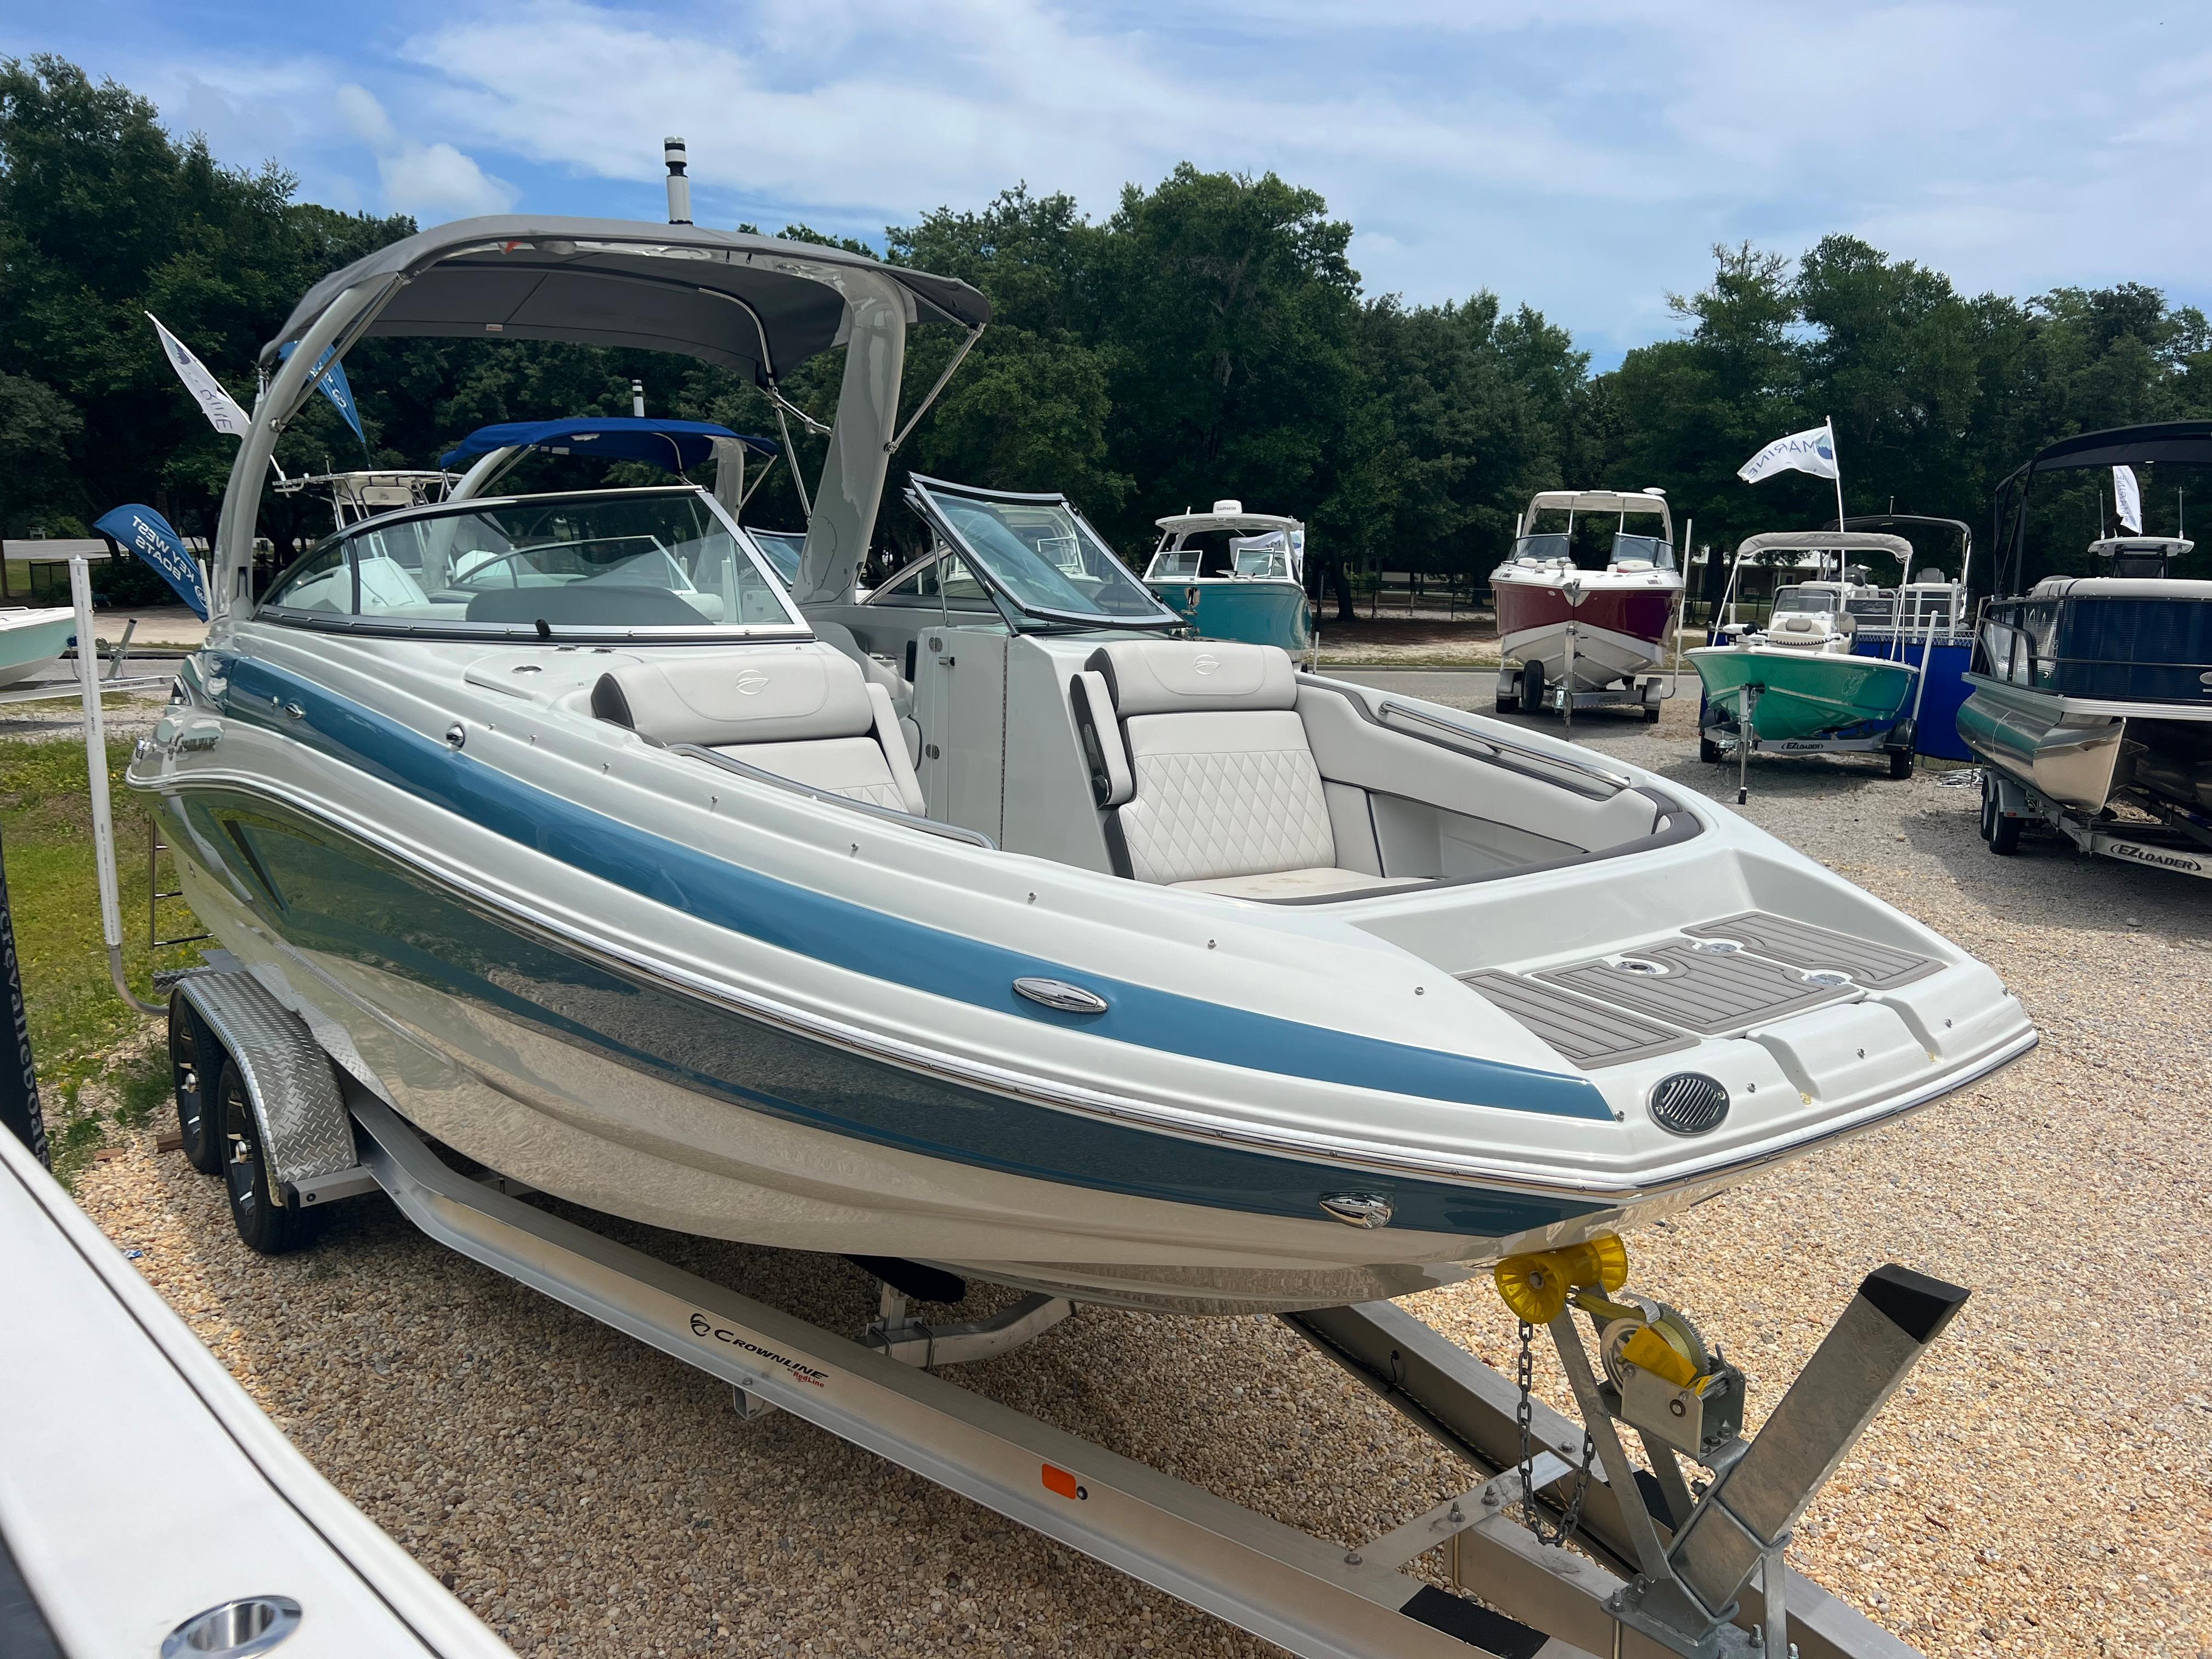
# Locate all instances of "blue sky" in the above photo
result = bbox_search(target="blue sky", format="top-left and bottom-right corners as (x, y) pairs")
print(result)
(8, 1), (2210, 365)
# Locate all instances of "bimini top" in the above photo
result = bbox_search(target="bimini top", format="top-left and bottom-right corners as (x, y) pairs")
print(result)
(262, 217), (992, 386)
(439, 417), (776, 474)
(1736, 531), (1915, 565)
(1527, 490), (1670, 518)
(2004, 420), (2212, 480)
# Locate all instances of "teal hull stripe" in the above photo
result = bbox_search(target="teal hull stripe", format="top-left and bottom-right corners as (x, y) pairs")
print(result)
(216, 655), (1609, 1121)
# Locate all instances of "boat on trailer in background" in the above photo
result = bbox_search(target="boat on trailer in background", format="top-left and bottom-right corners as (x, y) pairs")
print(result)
(1829, 514), (1977, 761)
(1489, 488), (1685, 722)
(1963, 422), (2212, 878)
(1142, 500), (1313, 656)
(1690, 530), (1937, 791)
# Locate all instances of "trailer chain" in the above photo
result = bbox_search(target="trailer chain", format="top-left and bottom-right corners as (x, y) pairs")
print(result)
(1514, 1321), (1597, 1550)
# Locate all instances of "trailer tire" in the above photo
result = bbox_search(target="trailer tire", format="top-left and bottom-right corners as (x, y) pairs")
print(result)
(168, 996), (223, 1176)
(1642, 702), (1662, 724)
(1983, 772), (2022, 856)
(1521, 662), (1546, 716)
(1888, 747), (1914, 780)
(217, 1058), (318, 1255)
(1699, 735), (1722, 764)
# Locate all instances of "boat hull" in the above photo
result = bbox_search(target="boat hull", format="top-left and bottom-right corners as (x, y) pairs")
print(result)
(150, 781), (1655, 1314)
(1492, 582), (1677, 690)
(0, 611), (78, 687)
(1955, 676), (2136, 812)
(1691, 646), (1917, 741)
(1145, 579), (1312, 654)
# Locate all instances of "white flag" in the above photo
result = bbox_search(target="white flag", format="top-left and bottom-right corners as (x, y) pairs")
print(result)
(2113, 465), (2143, 534)
(1737, 423), (1839, 484)
(147, 312), (251, 438)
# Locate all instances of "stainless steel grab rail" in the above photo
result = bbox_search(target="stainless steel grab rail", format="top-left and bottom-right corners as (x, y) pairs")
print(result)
(1373, 698), (1637, 793)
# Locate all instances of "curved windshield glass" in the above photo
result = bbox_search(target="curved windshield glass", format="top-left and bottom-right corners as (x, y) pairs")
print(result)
(912, 482), (1172, 624)
(261, 488), (800, 636)
(748, 528), (805, 585)
(1773, 586), (1841, 615)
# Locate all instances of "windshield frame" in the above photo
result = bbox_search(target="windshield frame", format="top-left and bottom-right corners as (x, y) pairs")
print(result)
(894, 475), (1180, 631)
(252, 484), (809, 644)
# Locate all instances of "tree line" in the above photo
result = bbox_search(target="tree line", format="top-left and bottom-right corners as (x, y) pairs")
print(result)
(4, 54), (2207, 614)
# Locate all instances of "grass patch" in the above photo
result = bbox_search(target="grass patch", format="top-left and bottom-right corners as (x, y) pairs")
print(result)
(1, 733), (202, 1184)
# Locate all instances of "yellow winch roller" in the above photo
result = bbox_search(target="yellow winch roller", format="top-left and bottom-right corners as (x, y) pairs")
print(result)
(1492, 1233), (1629, 1324)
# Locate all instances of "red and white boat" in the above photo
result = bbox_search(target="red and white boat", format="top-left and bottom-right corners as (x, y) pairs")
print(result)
(1490, 489), (1686, 720)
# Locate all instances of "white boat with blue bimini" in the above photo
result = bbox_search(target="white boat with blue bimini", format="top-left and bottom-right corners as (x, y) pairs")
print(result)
(122, 213), (2036, 1321)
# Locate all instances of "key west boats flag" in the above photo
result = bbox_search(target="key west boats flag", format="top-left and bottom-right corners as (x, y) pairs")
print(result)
(92, 506), (209, 620)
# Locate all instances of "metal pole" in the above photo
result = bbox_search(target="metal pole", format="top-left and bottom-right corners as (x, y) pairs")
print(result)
(1826, 416), (1846, 533)
(71, 560), (162, 1017)
(1561, 624), (1575, 739)
(1737, 683), (1757, 804)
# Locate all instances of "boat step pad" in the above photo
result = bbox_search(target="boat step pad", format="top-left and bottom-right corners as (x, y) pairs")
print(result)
(1682, 910), (1938, 989)
(1538, 942), (1857, 1035)
(1459, 972), (1697, 1070)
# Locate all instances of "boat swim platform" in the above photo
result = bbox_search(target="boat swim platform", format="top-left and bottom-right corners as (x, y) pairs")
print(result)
(170, 957), (1967, 1659)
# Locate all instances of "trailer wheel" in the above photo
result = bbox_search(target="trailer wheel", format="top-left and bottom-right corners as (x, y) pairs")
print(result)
(1520, 662), (1546, 715)
(168, 996), (223, 1176)
(1982, 772), (2022, 856)
(218, 1059), (318, 1255)
(1642, 702), (1662, 724)
(1887, 747), (1914, 780)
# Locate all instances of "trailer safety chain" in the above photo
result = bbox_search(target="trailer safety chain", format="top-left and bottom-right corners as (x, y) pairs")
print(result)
(1515, 1319), (1596, 1549)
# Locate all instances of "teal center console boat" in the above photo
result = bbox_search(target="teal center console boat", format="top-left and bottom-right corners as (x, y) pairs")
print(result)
(1143, 501), (1313, 656)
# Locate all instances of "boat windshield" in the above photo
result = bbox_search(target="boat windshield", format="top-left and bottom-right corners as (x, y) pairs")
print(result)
(1514, 533), (1571, 563)
(906, 478), (1175, 628)
(1773, 586), (1842, 615)
(259, 487), (803, 638)
(1610, 533), (1677, 570)
(747, 528), (805, 585)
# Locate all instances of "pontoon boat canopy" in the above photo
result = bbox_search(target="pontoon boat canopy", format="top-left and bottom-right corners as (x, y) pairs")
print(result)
(2001, 420), (2212, 479)
(262, 217), (991, 386)
(439, 417), (776, 473)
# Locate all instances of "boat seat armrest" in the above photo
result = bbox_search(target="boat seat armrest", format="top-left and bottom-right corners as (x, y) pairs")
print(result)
(865, 682), (928, 816)
(1071, 670), (1133, 808)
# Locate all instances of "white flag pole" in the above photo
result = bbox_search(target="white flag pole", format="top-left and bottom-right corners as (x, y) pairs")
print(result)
(1826, 416), (1846, 534)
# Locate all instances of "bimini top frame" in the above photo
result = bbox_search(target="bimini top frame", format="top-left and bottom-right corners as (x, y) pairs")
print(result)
(216, 217), (992, 624)
(1993, 420), (2212, 595)
(1523, 490), (1674, 541)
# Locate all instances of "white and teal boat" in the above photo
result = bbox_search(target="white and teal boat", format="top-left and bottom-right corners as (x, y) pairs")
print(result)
(1143, 501), (1313, 656)
(0, 607), (80, 689)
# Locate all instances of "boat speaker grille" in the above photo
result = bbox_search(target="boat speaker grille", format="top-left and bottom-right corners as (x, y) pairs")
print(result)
(1649, 1072), (1730, 1137)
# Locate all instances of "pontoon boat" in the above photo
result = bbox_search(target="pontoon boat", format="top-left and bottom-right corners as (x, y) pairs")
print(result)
(127, 217), (2034, 1312)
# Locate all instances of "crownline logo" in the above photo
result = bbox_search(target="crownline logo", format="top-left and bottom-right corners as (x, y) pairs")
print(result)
(1193, 653), (1221, 675)
(734, 671), (769, 696)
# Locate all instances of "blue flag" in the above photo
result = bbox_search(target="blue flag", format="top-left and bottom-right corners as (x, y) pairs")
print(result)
(93, 505), (210, 619)
(278, 339), (368, 452)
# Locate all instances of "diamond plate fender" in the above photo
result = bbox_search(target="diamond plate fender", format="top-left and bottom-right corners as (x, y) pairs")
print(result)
(173, 969), (356, 1192)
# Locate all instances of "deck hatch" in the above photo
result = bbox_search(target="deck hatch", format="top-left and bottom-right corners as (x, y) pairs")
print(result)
(1537, 943), (1856, 1034)
(1458, 972), (1696, 1069)
(1683, 911), (1939, 989)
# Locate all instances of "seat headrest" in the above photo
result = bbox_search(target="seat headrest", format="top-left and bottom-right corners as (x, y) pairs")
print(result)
(1086, 639), (1297, 717)
(593, 646), (874, 746)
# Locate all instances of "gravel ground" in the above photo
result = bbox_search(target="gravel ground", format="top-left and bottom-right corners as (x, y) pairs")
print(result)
(69, 682), (2212, 1658)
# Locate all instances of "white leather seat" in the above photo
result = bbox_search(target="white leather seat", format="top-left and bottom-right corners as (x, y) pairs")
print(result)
(1070, 639), (1416, 900)
(594, 646), (926, 816)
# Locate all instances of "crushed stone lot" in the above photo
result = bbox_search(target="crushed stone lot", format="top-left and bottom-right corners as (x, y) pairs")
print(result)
(71, 682), (2212, 1658)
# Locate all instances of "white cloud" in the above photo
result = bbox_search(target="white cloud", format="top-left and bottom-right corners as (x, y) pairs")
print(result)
(66, 0), (2212, 358)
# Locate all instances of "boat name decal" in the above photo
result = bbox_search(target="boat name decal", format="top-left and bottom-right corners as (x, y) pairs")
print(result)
(2103, 841), (2205, 874)
(689, 1311), (830, 1385)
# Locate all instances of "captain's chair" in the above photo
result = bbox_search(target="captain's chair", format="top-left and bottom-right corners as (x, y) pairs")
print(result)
(1070, 640), (1417, 901)
(592, 646), (925, 815)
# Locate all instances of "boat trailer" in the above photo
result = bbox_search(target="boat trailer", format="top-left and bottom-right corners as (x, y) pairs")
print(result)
(1700, 684), (1917, 804)
(1978, 768), (2212, 880)
(168, 955), (1962, 1659)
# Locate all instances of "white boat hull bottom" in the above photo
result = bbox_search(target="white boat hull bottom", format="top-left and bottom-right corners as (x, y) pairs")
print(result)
(177, 860), (1700, 1316)
(1499, 620), (1667, 692)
